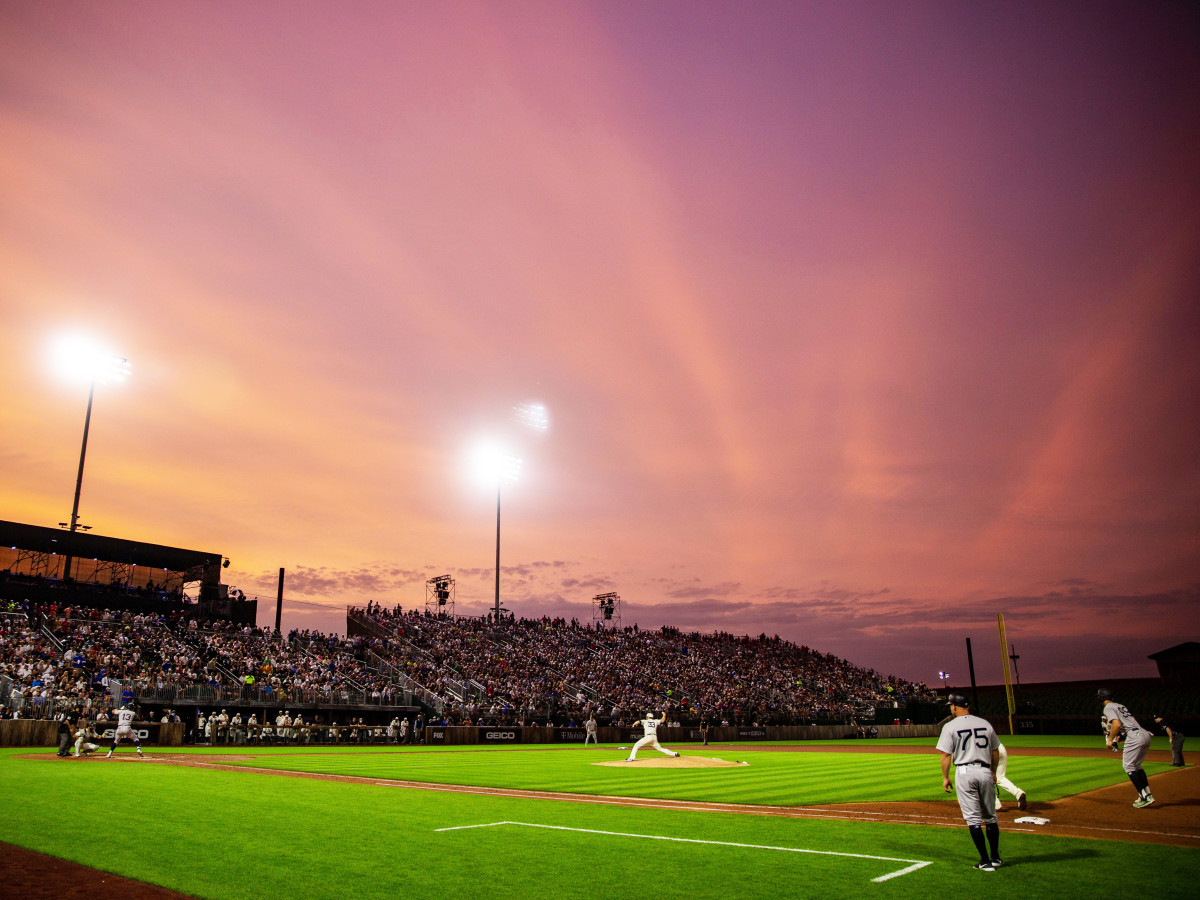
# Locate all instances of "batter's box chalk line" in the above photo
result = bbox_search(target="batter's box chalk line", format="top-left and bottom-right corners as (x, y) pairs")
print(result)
(436, 821), (932, 883)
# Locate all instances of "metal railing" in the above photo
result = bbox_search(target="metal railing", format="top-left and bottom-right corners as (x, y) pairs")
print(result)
(365, 650), (443, 713)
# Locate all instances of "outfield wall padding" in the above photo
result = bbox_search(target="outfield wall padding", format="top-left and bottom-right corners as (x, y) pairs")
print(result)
(0, 720), (184, 747)
(423, 723), (940, 745)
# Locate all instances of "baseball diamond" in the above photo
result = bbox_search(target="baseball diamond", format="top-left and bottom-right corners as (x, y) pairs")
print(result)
(2, 737), (1196, 899)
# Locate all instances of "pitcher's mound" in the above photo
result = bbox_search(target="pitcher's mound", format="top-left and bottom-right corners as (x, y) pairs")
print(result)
(595, 756), (747, 768)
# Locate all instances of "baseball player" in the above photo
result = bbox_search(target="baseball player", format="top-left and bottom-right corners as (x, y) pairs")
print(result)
(1099, 688), (1154, 807)
(584, 713), (599, 746)
(1154, 715), (1185, 767)
(626, 708), (680, 761)
(73, 720), (100, 757)
(936, 693), (1002, 870)
(994, 742), (1028, 810)
(1102, 713), (1125, 752)
(105, 704), (145, 758)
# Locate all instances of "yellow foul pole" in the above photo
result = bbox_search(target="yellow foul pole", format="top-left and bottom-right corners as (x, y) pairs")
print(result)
(997, 613), (1015, 735)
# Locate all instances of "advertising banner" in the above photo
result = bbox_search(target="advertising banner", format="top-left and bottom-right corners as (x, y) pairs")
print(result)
(736, 727), (767, 740)
(479, 728), (519, 744)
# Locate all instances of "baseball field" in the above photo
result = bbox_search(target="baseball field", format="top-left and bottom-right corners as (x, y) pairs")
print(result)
(2, 735), (1196, 898)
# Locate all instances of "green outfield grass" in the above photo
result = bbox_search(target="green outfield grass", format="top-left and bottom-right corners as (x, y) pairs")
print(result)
(1, 739), (1194, 899)
(207, 742), (1172, 805)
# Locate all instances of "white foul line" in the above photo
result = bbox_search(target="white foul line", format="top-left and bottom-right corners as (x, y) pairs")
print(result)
(436, 821), (932, 883)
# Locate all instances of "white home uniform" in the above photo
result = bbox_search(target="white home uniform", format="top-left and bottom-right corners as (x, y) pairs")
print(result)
(106, 706), (144, 758)
(627, 712), (679, 761)
(585, 716), (598, 746)
(994, 743), (1027, 810)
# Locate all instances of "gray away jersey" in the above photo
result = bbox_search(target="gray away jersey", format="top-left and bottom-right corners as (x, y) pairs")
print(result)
(1103, 701), (1141, 733)
(936, 714), (998, 766)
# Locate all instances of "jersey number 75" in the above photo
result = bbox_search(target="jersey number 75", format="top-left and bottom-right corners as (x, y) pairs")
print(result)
(955, 727), (990, 751)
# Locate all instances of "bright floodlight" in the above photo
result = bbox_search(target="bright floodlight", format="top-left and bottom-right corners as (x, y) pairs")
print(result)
(469, 440), (521, 487)
(50, 335), (131, 384)
(512, 401), (549, 432)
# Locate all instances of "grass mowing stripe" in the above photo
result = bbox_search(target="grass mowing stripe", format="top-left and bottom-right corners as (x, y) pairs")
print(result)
(3, 748), (1197, 899)
(434, 820), (933, 883)
(220, 746), (1166, 805)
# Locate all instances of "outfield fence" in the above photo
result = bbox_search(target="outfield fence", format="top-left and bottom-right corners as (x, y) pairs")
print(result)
(424, 722), (942, 745)
(0, 720), (184, 747)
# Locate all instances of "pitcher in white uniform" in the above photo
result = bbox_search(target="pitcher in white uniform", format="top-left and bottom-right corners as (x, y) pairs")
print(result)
(626, 708), (679, 761)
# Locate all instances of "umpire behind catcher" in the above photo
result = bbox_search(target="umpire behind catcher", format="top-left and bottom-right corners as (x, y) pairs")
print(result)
(936, 693), (1003, 871)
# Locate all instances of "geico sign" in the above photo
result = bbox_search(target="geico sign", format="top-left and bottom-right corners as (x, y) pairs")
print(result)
(99, 728), (150, 740)
(485, 731), (516, 739)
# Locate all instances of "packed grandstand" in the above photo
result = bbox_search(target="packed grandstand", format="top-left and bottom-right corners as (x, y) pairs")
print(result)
(1, 593), (937, 732)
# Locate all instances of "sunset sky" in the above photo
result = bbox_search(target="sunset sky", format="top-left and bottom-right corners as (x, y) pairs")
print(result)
(2, 1), (1197, 687)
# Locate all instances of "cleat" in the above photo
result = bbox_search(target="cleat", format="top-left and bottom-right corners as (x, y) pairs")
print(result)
(674, 752), (680, 757)
(990, 858), (1004, 868)
(1017, 792), (1027, 810)
(973, 861), (995, 871)
(1133, 796), (1154, 808)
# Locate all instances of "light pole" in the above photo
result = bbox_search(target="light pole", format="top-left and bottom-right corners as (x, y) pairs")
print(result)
(494, 479), (501, 619)
(492, 454), (520, 620)
(939, 670), (950, 690)
(54, 341), (130, 581)
(470, 441), (520, 621)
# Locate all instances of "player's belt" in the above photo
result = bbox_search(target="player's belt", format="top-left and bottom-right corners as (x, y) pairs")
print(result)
(955, 762), (988, 767)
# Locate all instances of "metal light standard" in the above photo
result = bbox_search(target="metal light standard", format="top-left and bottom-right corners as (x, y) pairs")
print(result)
(54, 339), (130, 580)
(471, 403), (545, 621)
(492, 453), (521, 620)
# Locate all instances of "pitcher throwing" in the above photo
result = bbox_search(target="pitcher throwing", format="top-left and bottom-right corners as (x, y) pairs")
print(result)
(627, 707), (679, 761)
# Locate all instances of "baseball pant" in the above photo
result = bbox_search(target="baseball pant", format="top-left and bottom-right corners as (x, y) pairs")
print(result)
(1122, 728), (1152, 774)
(953, 765), (998, 826)
(629, 734), (675, 759)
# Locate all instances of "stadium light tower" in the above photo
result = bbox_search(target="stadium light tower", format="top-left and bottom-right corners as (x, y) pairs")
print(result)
(469, 441), (521, 620)
(51, 336), (131, 580)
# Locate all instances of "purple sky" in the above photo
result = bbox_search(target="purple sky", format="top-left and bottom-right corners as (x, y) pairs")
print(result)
(2, 1), (1197, 686)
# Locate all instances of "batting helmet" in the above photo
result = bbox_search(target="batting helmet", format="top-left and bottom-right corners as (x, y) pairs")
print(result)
(947, 692), (969, 708)
(1097, 688), (1114, 701)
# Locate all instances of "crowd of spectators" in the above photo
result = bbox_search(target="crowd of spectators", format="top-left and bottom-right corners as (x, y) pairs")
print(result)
(353, 603), (936, 726)
(0, 602), (411, 719)
(5, 595), (937, 728)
